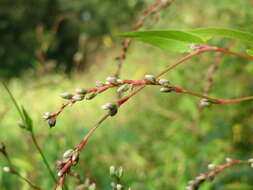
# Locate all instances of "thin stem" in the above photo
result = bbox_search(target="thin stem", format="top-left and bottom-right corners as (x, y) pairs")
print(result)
(2, 82), (24, 121)
(31, 132), (57, 183)
(13, 171), (41, 190)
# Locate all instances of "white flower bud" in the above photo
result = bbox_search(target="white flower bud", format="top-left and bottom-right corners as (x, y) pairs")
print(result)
(106, 76), (118, 85)
(75, 88), (87, 95)
(42, 112), (51, 120)
(208, 163), (216, 169)
(199, 99), (211, 107)
(158, 79), (171, 87)
(60, 92), (73, 100)
(144, 74), (156, 83)
(63, 149), (74, 159)
(72, 94), (84, 101)
(117, 84), (129, 93)
(3, 166), (11, 173)
(160, 87), (173, 93)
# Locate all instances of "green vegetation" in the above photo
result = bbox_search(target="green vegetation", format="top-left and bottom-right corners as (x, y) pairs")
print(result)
(1, 0), (253, 190)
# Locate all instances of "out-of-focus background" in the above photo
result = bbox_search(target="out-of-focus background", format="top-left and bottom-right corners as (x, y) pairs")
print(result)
(1, 0), (253, 189)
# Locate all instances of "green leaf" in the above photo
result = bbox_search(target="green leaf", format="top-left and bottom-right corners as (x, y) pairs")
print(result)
(188, 28), (253, 45)
(119, 30), (205, 53)
(21, 106), (33, 132)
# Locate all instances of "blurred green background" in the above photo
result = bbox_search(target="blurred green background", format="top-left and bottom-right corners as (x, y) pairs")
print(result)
(1, 0), (253, 189)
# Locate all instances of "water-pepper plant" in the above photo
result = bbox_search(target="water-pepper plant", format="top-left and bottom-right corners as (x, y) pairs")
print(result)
(1, 0), (253, 189)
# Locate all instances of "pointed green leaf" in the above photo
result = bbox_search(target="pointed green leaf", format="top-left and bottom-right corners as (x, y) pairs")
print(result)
(119, 30), (205, 53)
(21, 106), (33, 132)
(188, 28), (253, 45)
(135, 36), (191, 53)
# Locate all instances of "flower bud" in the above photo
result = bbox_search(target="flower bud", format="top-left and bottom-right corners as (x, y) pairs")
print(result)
(160, 87), (173, 93)
(111, 182), (116, 188)
(3, 166), (11, 173)
(144, 74), (156, 83)
(185, 186), (193, 190)
(85, 92), (97, 100)
(225, 157), (232, 163)
(207, 163), (216, 169)
(251, 163), (253, 168)
(117, 167), (124, 178)
(199, 99), (212, 107)
(55, 161), (65, 170)
(248, 158), (253, 163)
(109, 166), (116, 176)
(60, 92), (73, 100)
(57, 171), (63, 177)
(195, 174), (205, 181)
(106, 76), (118, 85)
(42, 112), (51, 120)
(187, 180), (195, 185)
(116, 184), (123, 190)
(101, 102), (118, 116)
(72, 94), (84, 101)
(158, 79), (171, 87)
(95, 81), (105, 87)
(117, 84), (129, 93)
(48, 118), (56, 128)
(75, 88), (87, 95)
(72, 151), (79, 165)
(17, 120), (26, 129)
(63, 149), (74, 159)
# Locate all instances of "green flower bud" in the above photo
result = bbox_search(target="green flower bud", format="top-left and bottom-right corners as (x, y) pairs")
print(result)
(144, 74), (156, 83)
(75, 88), (87, 95)
(85, 92), (97, 100)
(60, 92), (73, 100)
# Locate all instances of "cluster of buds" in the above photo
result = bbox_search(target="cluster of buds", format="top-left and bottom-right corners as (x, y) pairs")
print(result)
(56, 149), (79, 177)
(185, 173), (207, 190)
(101, 102), (118, 116)
(106, 76), (122, 85)
(158, 78), (173, 93)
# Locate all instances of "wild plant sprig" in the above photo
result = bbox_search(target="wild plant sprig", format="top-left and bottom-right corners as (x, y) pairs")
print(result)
(52, 45), (253, 189)
(185, 158), (253, 190)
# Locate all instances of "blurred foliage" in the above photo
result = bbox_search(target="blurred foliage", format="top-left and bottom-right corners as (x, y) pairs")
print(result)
(0, 0), (144, 78)
(1, 0), (253, 190)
